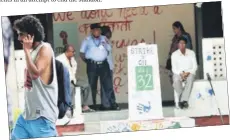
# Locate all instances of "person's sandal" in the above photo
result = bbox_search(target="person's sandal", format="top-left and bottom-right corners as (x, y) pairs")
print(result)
(82, 108), (95, 113)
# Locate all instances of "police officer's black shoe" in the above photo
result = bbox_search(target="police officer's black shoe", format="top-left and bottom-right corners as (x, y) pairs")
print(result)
(99, 105), (111, 111)
(179, 101), (189, 109)
(179, 102), (184, 109)
(182, 101), (189, 109)
(111, 103), (120, 110)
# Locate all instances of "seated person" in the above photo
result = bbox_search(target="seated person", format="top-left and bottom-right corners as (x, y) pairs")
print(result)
(56, 44), (94, 113)
(171, 36), (198, 109)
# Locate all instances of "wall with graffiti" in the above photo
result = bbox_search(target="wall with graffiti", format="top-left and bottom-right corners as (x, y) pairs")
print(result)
(52, 4), (196, 103)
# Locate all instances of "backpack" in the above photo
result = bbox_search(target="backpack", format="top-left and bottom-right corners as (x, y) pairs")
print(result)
(55, 59), (72, 119)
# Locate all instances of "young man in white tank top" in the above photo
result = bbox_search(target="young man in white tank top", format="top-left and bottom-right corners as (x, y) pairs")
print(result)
(11, 15), (59, 139)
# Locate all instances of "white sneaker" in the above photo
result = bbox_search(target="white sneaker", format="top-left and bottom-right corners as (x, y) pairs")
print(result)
(65, 109), (72, 118)
(56, 115), (71, 126)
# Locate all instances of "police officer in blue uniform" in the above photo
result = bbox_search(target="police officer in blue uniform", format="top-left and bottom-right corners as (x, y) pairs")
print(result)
(80, 23), (120, 111)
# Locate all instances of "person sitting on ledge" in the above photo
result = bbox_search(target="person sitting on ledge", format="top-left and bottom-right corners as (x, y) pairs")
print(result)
(171, 36), (198, 109)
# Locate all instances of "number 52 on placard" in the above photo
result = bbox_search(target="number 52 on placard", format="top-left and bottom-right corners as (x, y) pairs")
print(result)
(135, 66), (154, 91)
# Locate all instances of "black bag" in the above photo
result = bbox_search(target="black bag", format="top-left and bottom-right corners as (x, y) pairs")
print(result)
(165, 58), (172, 71)
(55, 59), (72, 119)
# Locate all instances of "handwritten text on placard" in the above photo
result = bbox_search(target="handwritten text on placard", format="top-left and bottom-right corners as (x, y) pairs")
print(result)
(135, 66), (153, 91)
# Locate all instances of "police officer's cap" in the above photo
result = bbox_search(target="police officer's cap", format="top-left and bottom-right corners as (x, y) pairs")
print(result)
(90, 23), (101, 30)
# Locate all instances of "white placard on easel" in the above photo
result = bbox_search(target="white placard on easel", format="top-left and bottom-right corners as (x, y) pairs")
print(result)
(128, 43), (163, 121)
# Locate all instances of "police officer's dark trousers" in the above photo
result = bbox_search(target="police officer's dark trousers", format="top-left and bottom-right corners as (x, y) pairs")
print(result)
(86, 59), (115, 108)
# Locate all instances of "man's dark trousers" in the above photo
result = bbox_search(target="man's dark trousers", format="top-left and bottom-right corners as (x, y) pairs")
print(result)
(86, 59), (115, 108)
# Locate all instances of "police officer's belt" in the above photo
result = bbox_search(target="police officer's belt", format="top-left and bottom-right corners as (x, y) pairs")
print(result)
(88, 59), (106, 65)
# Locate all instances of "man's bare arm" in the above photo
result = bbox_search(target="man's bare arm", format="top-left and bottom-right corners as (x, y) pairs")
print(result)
(24, 45), (51, 79)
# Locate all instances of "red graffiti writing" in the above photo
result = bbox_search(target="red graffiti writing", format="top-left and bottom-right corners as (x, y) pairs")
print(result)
(53, 12), (74, 22)
(119, 6), (162, 19)
(79, 20), (133, 35)
(114, 63), (125, 74)
(115, 53), (126, 63)
(113, 52), (128, 93)
(114, 53), (127, 74)
(119, 7), (149, 19)
(113, 76), (125, 93)
(153, 6), (163, 15)
(140, 7), (149, 15)
(111, 38), (145, 49)
(80, 10), (113, 20)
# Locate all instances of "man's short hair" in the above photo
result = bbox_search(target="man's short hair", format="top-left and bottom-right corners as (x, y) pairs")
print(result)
(178, 35), (188, 44)
(1, 17), (13, 64)
(63, 44), (74, 53)
(90, 23), (101, 30)
(13, 15), (45, 42)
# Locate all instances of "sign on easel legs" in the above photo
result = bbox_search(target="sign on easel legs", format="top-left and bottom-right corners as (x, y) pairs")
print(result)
(128, 43), (163, 121)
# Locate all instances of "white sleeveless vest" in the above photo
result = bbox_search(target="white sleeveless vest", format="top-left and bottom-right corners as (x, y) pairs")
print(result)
(22, 42), (59, 123)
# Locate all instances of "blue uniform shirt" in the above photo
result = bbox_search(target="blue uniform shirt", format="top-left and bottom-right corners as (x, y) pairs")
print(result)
(106, 41), (114, 71)
(80, 35), (114, 70)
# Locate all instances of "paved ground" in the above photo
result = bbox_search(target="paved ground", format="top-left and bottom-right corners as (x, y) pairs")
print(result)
(195, 115), (229, 127)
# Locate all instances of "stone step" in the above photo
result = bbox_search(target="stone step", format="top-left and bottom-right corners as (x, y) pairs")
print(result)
(59, 107), (176, 135)
(89, 116), (195, 133)
(56, 124), (84, 136)
(61, 117), (195, 135)
(84, 109), (128, 122)
(100, 117), (195, 133)
(62, 131), (96, 136)
(83, 107), (175, 122)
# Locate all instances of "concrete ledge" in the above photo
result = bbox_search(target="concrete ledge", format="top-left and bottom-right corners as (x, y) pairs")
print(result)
(174, 80), (229, 117)
(100, 117), (195, 133)
(84, 109), (128, 122)
(62, 131), (95, 136)
(56, 124), (84, 136)
(56, 115), (84, 126)
(56, 115), (85, 136)
(59, 116), (229, 136)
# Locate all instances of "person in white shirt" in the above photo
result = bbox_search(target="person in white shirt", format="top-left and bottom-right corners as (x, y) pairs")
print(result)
(56, 44), (94, 113)
(171, 36), (198, 109)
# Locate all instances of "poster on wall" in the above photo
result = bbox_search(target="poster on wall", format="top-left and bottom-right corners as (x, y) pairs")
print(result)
(53, 22), (79, 57)
(128, 43), (163, 121)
